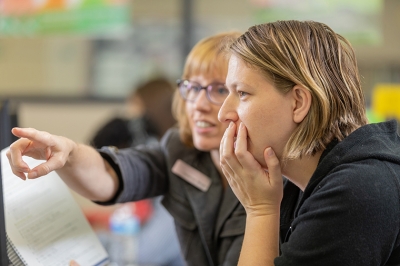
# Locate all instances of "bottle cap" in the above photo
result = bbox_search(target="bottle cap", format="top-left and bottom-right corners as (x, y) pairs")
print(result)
(109, 205), (141, 235)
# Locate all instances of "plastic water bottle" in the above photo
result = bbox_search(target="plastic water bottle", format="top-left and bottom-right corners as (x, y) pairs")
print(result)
(109, 204), (140, 266)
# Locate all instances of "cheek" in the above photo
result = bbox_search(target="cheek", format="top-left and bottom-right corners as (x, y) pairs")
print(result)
(216, 123), (229, 140)
(220, 123), (229, 132)
(185, 104), (194, 124)
(239, 106), (278, 148)
(238, 106), (266, 133)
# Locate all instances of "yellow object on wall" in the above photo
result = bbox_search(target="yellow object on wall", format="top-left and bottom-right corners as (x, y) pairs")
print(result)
(372, 84), (400, 121)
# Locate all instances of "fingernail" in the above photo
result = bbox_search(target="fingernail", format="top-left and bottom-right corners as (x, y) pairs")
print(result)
(229, 122), (233, 128)
(29, 171), (37, 179)
(267, 148), (274, 156)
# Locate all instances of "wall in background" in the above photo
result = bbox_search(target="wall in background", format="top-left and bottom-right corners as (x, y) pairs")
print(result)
(0, 38), (91, 96)
(1, 0), (399, 100)
(16, 101), (125, 144)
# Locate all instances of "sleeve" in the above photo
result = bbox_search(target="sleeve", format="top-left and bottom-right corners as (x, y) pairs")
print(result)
(222, 235), (244, 266)
(275, 163), (400, 266)
(96, 142), (170, 205)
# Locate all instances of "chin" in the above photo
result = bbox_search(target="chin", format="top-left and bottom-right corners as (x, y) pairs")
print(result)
(194, 143), (214, 152)
(248, 146), (267, 168)
(192, 133), (219, 150)
(193, 140), (218, 152)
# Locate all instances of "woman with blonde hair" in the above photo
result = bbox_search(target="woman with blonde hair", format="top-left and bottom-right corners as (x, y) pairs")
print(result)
(7, 31), (244, 266)
(219, 20), (400, 265)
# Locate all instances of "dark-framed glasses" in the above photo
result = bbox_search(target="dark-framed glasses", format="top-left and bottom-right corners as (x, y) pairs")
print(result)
(176, 79), (229, 105)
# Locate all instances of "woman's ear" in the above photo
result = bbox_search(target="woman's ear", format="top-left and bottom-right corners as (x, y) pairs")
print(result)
(292, 85), (312, 123)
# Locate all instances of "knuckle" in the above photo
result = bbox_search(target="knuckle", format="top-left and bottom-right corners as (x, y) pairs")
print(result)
(234, 149), (245, 159)
(53, 159), (65, 169)
(40, 164), (51, 176)
(9, 142), (17, 151)
(11, 169), (18, 176)
(221, 153), (232, 161)
(13, 166), (24, 172)
(50, 156), (67, 170)
(11, 170), (23, 179)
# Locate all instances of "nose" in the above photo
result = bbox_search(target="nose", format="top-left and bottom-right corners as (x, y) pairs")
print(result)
(193, 90), (212, 111)
(218, 94), (238, 123)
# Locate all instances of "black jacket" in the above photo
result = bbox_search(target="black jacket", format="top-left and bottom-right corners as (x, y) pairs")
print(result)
(278, 120), (400, 266)
(99, 128), (245, 266)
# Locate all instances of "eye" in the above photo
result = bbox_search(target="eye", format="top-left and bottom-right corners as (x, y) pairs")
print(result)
(238, 91), (248, 98)
(190, 84), (202, 93)
(192, 85), (202, 93)
(216, 86), (229, 95)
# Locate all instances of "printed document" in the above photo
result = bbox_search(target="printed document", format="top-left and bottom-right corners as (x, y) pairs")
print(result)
(1, 148), (109, 266)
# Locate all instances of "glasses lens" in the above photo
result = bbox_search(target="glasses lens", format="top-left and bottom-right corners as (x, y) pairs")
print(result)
(179, 80), (201, 101)
(208, 84), (229, 104)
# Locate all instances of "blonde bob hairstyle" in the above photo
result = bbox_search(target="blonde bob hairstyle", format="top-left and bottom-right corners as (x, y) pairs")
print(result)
(173, 31), (242, 147)
(230, 20), (368, 160)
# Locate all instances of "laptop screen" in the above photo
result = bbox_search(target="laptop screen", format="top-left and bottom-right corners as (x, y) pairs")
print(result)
(0, 158), (9, 266)
(0, 100), (11, 266)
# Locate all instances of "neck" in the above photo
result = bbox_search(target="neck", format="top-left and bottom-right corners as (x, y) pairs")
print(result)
(282, 150), (323, 191)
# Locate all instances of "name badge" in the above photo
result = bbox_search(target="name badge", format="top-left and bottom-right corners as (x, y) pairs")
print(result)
(171, 159), (211, 192)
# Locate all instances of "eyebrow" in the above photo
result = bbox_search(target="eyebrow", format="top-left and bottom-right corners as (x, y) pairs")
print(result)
(227, 80), (250, 90)
(190, 79), (225, 84)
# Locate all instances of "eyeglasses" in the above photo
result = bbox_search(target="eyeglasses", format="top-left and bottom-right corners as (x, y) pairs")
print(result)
(177, 79), (229, 105)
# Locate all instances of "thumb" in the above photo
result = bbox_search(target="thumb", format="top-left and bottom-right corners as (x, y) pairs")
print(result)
(28, 157), (63, 179)
(263, 147), (282, 185)
(69, 260), (80, 266)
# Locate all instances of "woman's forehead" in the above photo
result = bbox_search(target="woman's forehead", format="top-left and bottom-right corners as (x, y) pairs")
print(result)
(190, 64), (227, 80)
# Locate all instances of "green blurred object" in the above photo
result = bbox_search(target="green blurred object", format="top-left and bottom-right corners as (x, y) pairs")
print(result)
(0, 0), (131, 37)
(252, 0), (382, 46)
(366, 108), (386, 123)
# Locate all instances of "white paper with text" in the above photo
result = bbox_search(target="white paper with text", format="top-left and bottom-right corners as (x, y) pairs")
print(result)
(1, 148), (109, 266)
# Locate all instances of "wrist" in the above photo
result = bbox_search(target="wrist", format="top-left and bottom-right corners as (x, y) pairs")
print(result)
(65, 138), (79, 165)
(245, 205), (280, 218)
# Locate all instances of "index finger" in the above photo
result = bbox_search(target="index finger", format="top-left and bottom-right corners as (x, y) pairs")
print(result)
(220, 122), (241, 170)
(7, 138), (32, 179)
(234, 122), (261, 172)
(12, 127), (54, 146)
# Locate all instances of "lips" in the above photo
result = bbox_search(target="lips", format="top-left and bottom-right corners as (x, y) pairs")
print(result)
(196, 120), (214, 128)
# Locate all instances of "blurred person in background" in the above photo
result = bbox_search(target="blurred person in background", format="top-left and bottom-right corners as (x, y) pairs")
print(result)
(89, 77), (182, 266)
(7, 31), (246, 266)
(127, 77), (177, 146)
(90, 77), (176, 149)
